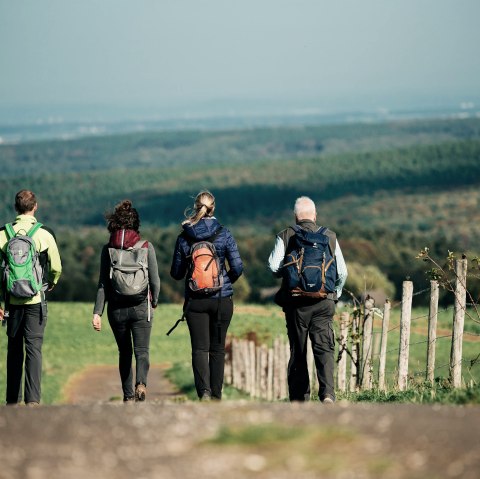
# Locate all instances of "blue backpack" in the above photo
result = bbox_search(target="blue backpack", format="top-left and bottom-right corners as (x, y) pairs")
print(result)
(282, 226), (337, 298)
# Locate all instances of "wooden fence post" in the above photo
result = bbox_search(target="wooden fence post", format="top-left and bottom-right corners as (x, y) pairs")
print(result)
(280, 340), (289, 399)
(361, 297), (375, 389)
(260, 344), (268, 399)
(249, 340), (256, 397)
(232, 338), (241, 389)
(349, 310), (359, 392)
(337, 311), (349, 392)
(225, 344), (232, 385)
(378, 300), (391, 391)
(228, 338), (234, 387)
(450, 258), (468, 388)
(267, 346), (274, 401)
(241, 338), (247, 391)
(426, 281), (439, 383)
(273, 337), (281, 399)
(397, 281), (413, 391)
(255, 344), (261, 398)
(240, 338), (247, 390)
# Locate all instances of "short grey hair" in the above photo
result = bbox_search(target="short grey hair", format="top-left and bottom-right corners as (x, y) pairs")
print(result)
(294, 196), (316, 220)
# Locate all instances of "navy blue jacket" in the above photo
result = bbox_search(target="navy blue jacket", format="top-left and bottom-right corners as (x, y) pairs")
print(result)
(170, 217), (243, 299)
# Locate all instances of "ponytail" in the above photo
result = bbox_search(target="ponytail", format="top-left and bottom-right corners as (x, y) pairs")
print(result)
(182, 190), (215, 226)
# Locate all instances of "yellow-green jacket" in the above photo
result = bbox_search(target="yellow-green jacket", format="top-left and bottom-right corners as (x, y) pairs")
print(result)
(0, 214), (62, 306)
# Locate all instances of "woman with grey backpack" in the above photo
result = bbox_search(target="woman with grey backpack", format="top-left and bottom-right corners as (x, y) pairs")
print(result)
(92, 200), (160, 402)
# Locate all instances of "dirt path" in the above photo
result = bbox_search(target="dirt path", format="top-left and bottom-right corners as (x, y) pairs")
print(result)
(1, 363), (478, 479)
(0, 401), (478, 479)
(63, 363), (185, 404)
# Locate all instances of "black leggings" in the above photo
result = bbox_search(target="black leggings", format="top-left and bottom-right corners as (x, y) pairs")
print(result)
(186, 297), (233, 399)
(108, 300), (152, 400)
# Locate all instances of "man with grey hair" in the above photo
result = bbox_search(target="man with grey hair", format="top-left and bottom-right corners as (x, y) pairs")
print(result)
(268, 196), (347, 404)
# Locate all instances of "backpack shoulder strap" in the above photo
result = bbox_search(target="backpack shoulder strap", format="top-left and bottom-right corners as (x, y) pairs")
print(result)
(284, 225), (300, 254)
(317, 226), (337, 256)
(206, 226), (223, 243)
(27, 222), (43, 238)
(133, 239), (148, 249)
(5, 223), (16, 240)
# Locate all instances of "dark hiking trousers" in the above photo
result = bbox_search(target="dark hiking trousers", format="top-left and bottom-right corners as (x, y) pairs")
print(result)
(108, 300), (152, 400)
(6, 303), (46, 404)
(284, 298), (336, 402)
(186, 297), (233, 399)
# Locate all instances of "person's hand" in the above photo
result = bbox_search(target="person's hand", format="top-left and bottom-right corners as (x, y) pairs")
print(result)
(92, 314), (102, 331)
(152, 304), (157, 309)
(0, 308), (4, 322)
(48, 283), (55, 292)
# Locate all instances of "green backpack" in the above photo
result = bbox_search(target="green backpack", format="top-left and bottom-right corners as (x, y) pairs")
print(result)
(2, 222), (44, 299)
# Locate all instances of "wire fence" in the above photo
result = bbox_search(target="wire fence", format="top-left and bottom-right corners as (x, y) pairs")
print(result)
(224, 258), (479, 399)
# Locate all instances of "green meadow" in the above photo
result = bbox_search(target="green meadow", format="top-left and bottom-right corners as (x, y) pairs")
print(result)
(1, 117), (480, 405)
(0, 302), (478, 405)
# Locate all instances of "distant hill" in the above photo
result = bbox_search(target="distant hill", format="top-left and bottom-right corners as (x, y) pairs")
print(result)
(1, 117), (479, 303)
(1, 117), (480, 231)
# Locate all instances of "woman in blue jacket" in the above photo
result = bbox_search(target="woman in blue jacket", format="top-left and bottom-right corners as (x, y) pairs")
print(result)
(170, 190), (243, 400)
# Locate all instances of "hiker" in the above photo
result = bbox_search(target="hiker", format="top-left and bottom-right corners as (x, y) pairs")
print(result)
(170, 190), (243, 401)
(0, 190), (62, 406)
(268, 196), (348, 404)
(92, 199), (160, 402)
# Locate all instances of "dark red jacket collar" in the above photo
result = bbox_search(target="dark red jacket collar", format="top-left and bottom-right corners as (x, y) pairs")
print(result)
(109, 229), (141, 249)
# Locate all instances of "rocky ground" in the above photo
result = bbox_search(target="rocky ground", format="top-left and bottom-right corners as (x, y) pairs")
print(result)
(0, 365), (478, 479)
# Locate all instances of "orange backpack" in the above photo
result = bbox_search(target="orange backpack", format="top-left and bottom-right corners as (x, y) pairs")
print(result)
(187, 229), (223, 294)
(166, 228), (224, 337)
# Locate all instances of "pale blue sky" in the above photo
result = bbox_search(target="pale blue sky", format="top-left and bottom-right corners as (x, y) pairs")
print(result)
(1, 0), (479, 118)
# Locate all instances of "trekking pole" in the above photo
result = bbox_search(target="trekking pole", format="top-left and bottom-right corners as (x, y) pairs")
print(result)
(166, 315), (185, 336)
(166, 301), (189, 336)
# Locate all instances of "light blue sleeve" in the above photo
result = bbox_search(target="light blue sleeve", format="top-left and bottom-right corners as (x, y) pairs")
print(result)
(335, 240), (348, 298)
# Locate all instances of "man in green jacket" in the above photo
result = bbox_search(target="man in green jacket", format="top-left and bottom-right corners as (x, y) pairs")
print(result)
(0, 190), (62, 406)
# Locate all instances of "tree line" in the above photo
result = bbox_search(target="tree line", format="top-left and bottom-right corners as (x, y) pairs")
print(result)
(2, 117), (480, 305)
(46, 223), (479, 307)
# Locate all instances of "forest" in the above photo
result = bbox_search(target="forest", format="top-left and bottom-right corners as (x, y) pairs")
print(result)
(1, 117), (479, 305)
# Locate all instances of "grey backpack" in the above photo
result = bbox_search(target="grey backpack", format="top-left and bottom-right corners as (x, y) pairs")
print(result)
(108, 234), (149, 303)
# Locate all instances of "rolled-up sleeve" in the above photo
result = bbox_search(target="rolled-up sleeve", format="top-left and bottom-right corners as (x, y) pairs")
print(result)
(268, 236), (285, 277)
(334, 240), (348, 299)
(45, 232), (62, 286)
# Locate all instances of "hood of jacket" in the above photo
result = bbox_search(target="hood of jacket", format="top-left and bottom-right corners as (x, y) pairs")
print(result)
(182, 217), (222, 241)
(109, 229), (141, 249)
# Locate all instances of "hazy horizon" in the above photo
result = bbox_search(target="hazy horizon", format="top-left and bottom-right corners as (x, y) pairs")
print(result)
(1, 0), (479, 125)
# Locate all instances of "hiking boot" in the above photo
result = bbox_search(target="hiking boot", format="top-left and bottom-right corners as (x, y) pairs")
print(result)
(200, 391), (212, 402)
(322, 396), (335, 405)
(123, 396), (135, 404)
(26, 401), (40, 407)
(135, 384), (146, 402)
